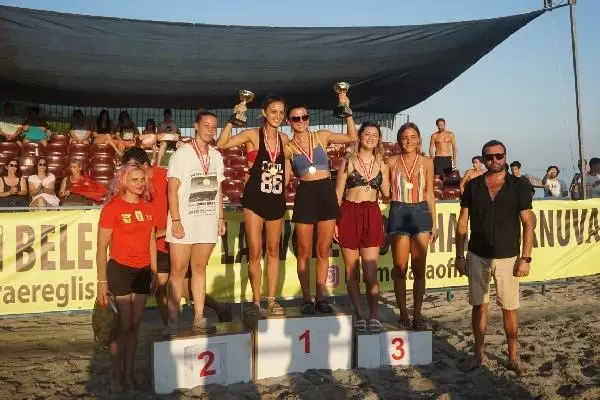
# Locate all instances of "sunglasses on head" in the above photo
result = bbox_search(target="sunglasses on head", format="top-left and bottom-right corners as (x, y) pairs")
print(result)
(483, 153), (505, 162)
(290, 115), (309, 123)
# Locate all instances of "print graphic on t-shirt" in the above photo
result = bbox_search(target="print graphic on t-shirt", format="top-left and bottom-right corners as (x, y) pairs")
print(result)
(260, 161), (283, 195)
(135, 210), (144, 222)
(188, 173), (218, 216)
(121, 214), (132, 224)
(122, 130), (135, 140)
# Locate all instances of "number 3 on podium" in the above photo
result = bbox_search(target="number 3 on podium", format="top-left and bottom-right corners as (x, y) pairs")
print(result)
(391, 337), (405, 361)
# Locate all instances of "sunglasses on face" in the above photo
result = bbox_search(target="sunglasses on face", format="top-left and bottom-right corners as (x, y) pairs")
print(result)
(8, 164), (18, 167)
(290, 115), (309, 123)
(483, 153), (505, 162)
(38, 163), (47, 166)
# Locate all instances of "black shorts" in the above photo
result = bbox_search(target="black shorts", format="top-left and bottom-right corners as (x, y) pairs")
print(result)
(163, 140), (178, 151)
(292, 178), (339, 224)
(156, 251), (191, 278)
(107, 259), (152, 296)
(433, 156), (452, 176)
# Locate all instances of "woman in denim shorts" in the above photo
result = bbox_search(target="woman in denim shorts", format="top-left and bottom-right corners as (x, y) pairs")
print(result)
(386, 122), (438, 330)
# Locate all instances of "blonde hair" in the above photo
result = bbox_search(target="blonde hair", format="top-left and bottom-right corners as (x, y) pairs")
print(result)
(349, 121), (384, 166)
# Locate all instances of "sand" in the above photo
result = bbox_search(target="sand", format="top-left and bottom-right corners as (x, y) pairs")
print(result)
(1, 274), (599, 400)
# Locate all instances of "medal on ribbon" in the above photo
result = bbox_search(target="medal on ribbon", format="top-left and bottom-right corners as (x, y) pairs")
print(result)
(191, 139), (211, 186)
(293, 133), (316, 174)
(400, 154), (420, 190)
(264, 130), (280, 176)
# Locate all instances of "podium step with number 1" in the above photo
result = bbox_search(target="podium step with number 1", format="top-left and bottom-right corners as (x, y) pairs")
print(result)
(245, 306), (353, 380)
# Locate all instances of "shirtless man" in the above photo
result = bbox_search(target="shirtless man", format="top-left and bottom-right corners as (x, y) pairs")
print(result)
(429, 118), (457, 176)
(459, 156), (485, 194)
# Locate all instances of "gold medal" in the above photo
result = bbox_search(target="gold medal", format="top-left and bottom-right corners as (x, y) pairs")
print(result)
(308, 165), (317, 174)
(203, 178), (211, 186)
(269, 166), (278, 176)
(405, 182), (413, 189)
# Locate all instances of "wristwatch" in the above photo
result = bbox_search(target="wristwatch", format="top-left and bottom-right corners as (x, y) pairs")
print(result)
(520, 256), (532, 263)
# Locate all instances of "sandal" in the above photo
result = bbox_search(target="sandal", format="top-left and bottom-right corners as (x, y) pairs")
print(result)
(354, 319), (367, 333)
(192, 317), (216, 334)
(412, 317), (427, 331)
(367, 319), (383, 333)
(244, 303), (263, 317)
(216, 307), (233, 323)
(315, 300), (333, 314)
(267, 298), (285, 315)
(300, 301), (315, 315)
(398, 318), (411, 330)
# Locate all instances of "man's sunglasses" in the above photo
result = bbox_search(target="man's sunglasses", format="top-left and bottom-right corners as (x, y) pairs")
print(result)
(7, 163), (18, 167)
(483, 153), (505, 162)
(290, 115), (309, 122)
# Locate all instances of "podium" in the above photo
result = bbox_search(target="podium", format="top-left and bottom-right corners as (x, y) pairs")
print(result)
(152, 321), (252, 394)
(355, 322), (432, 369)
(245, 306), (353, 380)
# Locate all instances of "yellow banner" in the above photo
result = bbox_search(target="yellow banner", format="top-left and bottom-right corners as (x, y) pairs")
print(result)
(1, 199), (599, 315)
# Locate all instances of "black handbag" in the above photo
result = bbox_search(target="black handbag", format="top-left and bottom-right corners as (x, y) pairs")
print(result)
(92, 292), (119, 347)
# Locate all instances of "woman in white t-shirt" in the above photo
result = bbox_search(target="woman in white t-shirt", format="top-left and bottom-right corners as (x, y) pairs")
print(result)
(164, 109), (226, 336)
(29, 157), (60, 207)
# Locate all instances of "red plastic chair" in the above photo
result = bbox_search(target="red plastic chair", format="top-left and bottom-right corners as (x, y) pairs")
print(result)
(49, 134), (69, 144)
(227, 155), (248, 169)
(221, 147), (244, 157)
(329, 157), (344, 171)
(434, 178), (444, 190)
(442, 187), (460, 200)
(70, 142), (91, 156)
(21, 142), (44, 157)
(434, 189), (444, 201)
(45, 142), (69, 156)
(0, 141), (21, 157)
(90, 144), (115, 158)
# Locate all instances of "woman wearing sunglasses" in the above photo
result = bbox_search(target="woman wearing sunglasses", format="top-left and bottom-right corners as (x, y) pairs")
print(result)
(0, 158), (28, 207)
(216, 95), (291, 316)
(28, 157), (60, 207)
(386, 122), (437, 330)
(285, 92), (357, 314)
(334, 121), (389, 331)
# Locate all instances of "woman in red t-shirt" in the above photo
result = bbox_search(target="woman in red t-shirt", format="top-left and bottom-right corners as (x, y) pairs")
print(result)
(96, 161), (157, 392)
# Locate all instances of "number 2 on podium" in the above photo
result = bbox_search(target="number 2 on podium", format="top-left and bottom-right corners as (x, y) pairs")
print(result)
(198, 351), (216, 377)
(391, 337), (405, 361)
(299, 330), (311, 353)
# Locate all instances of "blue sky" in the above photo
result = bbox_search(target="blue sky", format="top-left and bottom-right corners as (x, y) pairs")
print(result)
(2, 0), (598, 177)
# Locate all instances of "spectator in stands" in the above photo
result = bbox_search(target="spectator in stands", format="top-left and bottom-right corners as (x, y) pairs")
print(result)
(22, 106), (49, 146)
(69, 109), (92, 144)
(114, 111), (138, 155)
(0, 158), (28, 207)
(0, 102), (24, 145)
(93, 109), (119, 152)
(569, 159), (588, 200)
(121, 147), (232, 327)
(586, 158), (600, 199)
(216, 96), (291, 316)
(387, 122), (437, 330)
(460, 156), (485, 194)
(96, 161), (156, 392)
(59, 159), (94, 205)
(542, 165), (568, 198)
(429, 118), (457, 176)
(334, 121), (390, 333)
(156, 109), (181, 167)
(286, 94), (357, 315)
(28, 157), (60, 207)
(139, 119), (158, 164)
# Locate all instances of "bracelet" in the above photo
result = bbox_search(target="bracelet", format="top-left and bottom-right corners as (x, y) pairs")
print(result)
(219, 217), (224, 220)
(455, 255), (465, 260)
(172, 219), (181, 222)
(97, 280), (108, 283)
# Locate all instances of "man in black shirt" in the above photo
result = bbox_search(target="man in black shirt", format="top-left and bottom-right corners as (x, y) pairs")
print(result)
(455, 140), (534, 374)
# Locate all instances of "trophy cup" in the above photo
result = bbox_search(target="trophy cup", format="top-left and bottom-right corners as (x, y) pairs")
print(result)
(231, 89), (255, 127)
(333, 82), (352, 118)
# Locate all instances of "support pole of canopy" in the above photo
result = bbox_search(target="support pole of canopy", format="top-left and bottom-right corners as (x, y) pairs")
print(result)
(568, 0), (586, 199)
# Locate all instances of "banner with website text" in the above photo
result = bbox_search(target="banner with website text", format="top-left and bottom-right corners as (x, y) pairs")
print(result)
(1, 199), (599, 316)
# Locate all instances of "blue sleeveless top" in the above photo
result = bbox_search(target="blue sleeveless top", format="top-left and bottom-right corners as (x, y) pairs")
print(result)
(291, 133), (329, 177)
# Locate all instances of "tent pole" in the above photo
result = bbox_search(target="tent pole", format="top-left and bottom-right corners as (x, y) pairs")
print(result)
(568, 0), (586, 199)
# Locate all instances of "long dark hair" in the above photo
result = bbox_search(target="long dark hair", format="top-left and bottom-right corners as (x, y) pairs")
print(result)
(2, 157), (22, 178)
(96, 109), (112, 132)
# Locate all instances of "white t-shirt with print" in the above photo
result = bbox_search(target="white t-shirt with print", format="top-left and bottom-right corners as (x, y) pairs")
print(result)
(586, 174), (600, 199)
(166, 143), (224, 244)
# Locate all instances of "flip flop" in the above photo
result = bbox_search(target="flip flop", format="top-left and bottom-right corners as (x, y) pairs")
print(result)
(300, 301), (315, 315)
(354, 319), (367, 333)
(367, 319), (383, 333)
(458, 357), (485, 373)
(267, 299), (285, 315)
(412, 317), (427, 331)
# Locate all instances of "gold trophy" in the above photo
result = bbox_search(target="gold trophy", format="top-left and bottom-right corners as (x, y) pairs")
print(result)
(333, 82), (352, 118)
(231, 89), (255, 127)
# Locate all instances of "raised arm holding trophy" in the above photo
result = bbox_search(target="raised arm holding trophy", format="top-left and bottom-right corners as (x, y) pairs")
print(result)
(333, 81), (352, 118)
(231, 90), (255, 127)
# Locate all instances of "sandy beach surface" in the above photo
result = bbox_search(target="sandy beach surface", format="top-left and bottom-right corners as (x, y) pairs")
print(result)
(1, 274), (599, 400)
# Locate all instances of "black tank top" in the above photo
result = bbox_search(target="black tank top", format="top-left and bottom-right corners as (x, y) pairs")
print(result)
(242, 128), (286, 219)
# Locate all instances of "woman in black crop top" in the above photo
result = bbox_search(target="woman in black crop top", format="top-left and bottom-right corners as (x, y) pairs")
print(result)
(216, 95), (291, 316)
(0, 158), (28, 207)
(334, 122), (390, 332)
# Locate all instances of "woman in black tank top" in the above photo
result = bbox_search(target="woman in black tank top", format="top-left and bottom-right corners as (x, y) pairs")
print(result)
(216, 95), (291, 316)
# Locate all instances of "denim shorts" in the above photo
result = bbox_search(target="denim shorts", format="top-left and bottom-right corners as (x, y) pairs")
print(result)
(388, 201), (433, 237)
